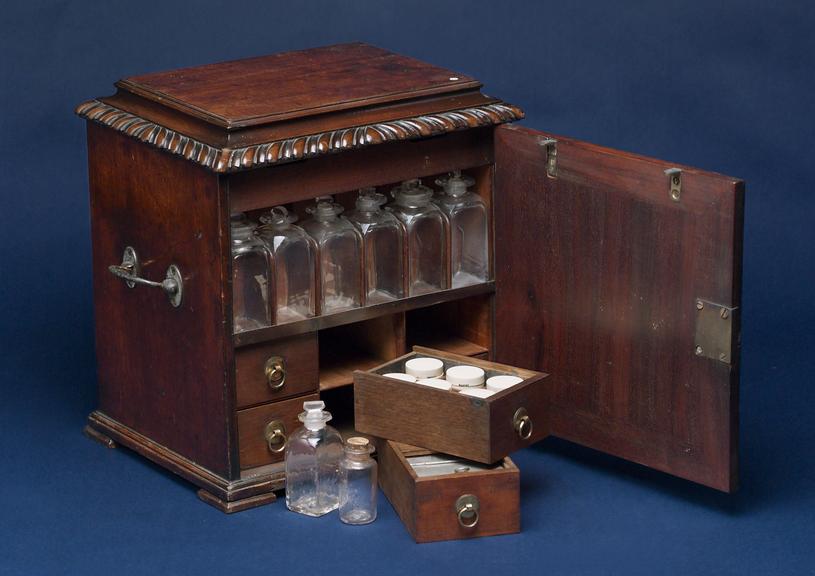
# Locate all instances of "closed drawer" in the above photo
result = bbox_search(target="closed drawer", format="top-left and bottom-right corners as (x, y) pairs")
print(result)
(378, 440), (519, 543)
(235, 334), (318, 408)
(354, 346), (549, 463)
(237, 393), (319, 469)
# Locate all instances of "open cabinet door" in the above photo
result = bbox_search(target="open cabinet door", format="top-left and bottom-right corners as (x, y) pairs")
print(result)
(493, 125), (743, 492)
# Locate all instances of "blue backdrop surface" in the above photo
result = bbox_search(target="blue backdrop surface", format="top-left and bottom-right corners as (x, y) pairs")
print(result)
(1, 1), (813, 574)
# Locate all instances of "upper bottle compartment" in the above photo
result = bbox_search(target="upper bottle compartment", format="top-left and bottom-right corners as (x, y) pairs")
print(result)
(231, 166), (494, 344)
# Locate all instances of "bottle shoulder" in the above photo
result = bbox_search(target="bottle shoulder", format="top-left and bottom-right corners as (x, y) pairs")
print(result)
(436, 192), (486, 214)
(303, 218), (362, 243)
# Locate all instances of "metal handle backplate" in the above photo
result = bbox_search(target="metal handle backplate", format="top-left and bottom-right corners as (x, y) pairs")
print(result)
(264, 356), (286, 391)
(264, 420), (287, 453)
(108, 247), (183, 307)
(513, 407), (533, 440)
(455, 494), (480, 528)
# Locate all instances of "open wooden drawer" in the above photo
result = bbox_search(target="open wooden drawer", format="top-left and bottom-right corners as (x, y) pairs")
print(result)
(377, 440), (520, 543)
(354, 346), (549, 463)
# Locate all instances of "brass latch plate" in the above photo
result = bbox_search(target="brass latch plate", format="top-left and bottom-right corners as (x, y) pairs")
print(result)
(694, 299), (737, 364)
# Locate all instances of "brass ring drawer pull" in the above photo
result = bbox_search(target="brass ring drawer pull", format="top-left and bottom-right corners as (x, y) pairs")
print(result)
(513, 407), (533, 440)
(264, 356), (286, 391)
(264, 420), (287, 453)
(108, 246), (183, 308)
(455, 494), (480, 528)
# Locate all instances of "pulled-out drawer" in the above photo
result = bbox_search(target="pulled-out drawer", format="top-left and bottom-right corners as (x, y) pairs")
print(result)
(354, 346), (549, 463)
(378, 440), (520, 542)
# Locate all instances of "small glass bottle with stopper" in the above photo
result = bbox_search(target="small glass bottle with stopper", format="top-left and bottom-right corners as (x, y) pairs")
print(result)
(338, 437), (377, 525)
(255, 205), (317, 324)
(434, 170), (490, 288)
(388, 179), (448, 296)
(284, 400), (344, 517)
(345, 188), (406, 304)
(302, 200), (364, 314)
(230, 213), (273, 333)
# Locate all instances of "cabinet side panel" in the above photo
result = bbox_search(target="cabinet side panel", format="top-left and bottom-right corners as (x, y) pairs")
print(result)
(88, 123), (233, 477)
(493, 125), (742, 492)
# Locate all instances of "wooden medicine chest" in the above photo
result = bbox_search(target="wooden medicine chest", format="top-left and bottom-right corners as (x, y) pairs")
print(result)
(77, 43), (743, 516)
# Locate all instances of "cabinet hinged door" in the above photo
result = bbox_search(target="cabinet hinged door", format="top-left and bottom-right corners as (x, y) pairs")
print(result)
(493, 124), (743, 492)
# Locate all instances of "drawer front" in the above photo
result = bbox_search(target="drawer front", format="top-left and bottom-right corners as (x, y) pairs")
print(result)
(237, 393), (318, 469)
(355, 346), (549, 463)
(235, 334), (318, 408)
(378, 441), (520, 543)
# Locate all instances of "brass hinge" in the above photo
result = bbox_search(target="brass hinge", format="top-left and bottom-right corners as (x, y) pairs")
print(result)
(665, 167), (682, 202)
(694, 299), (737, 365)
(540, 138), (557, 178)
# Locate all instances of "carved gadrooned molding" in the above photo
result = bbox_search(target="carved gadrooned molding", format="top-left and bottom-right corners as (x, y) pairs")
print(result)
(75, 99), (524, 173)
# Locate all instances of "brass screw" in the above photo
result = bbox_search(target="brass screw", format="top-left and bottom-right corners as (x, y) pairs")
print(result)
(695, 346), (703, 356)
(672, 175), (681, 185)
(696, 300), (704, 310)
(719, 352), (728, 362)
(720, 308), (729, 319)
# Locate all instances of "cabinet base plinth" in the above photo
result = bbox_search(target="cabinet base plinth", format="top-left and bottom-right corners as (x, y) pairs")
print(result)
(84, 410), (285, 513)
(83, 424), (117, 448)
(198, 489), (278, 513)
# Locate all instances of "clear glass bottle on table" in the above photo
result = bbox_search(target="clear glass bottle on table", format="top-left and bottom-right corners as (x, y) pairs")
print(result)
(434, 171), (489, 288)
(230, 214), (272, 333)
(256, 206), (317, 323)
(346, 188), (405, 304)
(302, 200), (364, 314)
(338, 437), (377, 525)
(388, 179), (448, 296)
(285, 400), (344, 517)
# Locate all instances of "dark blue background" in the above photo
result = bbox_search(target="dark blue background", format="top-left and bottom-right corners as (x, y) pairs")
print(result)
(2, 1), (813, 574)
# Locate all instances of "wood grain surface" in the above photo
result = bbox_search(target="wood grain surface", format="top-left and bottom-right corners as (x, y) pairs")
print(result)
(493, 124), (743, 492)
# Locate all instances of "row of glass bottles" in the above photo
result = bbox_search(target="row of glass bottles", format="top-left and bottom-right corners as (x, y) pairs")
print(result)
(231, 171), (490, 333)
(285, 400), (377, 524)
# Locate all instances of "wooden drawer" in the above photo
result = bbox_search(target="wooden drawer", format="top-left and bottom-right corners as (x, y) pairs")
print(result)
(235, 334), (318, 408)
(378, 440), (520, 543)
(237, 393), (319, 469)
(354, 346), (549, 463)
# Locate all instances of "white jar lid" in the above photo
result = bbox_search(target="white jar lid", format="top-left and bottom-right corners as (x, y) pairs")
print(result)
(445, 365), (486, 387)
(383, 372), (417, 382)
(458, 387), (495, 399)
(405, 357), (444, 378)
(416, 378), (452, 391)
(486, 375), (524, 392)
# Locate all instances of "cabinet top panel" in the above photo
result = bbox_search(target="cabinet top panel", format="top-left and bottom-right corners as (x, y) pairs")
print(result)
(116, 43), (481, 129)
(76, 43), (522, 172)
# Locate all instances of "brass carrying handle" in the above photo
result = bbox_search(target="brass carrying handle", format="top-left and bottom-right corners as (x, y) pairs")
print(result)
(264, 356), (286, 391)
(455, 494), (480, 529)
(108, 246), (183, 308)
(513, 407), (533, 440)
(264, 420), (287, 453)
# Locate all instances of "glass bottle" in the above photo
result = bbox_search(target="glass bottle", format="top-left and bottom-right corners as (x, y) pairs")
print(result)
(345, 188), (405, 304)
(302, 200), (364, 314)
(285, 400), (344, 517)
(434, 171), (490, 288)
(338, 437), (377, 525)
(388, 179), (448, 296)
(231, 214), (272, 333)
(256, 206), (317, 324)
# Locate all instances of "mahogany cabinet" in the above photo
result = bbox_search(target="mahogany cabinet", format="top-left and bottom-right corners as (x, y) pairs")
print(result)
(77, 43), (743, 515)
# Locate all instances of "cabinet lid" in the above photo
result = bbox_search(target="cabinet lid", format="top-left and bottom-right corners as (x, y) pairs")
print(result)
(76, 43), (523, 172)
(493, 124), (743, 493)
(119, 43), (481, 129)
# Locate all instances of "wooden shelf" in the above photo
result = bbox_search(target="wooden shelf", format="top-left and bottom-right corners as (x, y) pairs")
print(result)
(233, 282), (495, 348)
(319, 350), (385, 391)
(408, 334), (488, 358)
